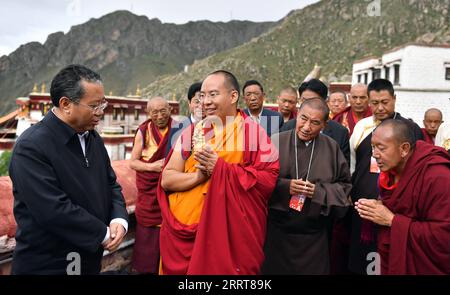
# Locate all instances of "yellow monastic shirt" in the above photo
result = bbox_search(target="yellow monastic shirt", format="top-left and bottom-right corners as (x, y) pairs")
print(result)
(141, 123), (168, 161)
(168, 114), (244, 225)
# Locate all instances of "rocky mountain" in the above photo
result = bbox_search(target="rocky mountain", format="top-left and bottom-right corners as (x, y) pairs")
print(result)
(0, 10), (276, 114)
(142, 0), (450, 104)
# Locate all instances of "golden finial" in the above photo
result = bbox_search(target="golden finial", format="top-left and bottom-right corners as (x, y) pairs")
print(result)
(41, 82), (46, 93)
(109, 91), (113, 96)
(136, 84), (141, 96)
(32, 83), (38, 93)
(192, 121), (206, 152)
(172, 93), (176, 101)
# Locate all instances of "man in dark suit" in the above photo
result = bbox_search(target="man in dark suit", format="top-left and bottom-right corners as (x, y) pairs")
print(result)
(166, 82), (204, 155)
(243, 80), (283, 137)
(280, 79), (350, 164)
(186, 82), (204, 125)
(9, 64), (128, 275)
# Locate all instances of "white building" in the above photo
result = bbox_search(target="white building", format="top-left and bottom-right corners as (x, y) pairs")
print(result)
(352, 43), (450, 126)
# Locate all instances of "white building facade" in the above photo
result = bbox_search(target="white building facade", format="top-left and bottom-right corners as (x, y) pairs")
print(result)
(352, 44), (450, 126)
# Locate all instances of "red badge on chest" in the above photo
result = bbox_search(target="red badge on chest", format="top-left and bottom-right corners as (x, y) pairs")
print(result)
(289, 194), (306, 212)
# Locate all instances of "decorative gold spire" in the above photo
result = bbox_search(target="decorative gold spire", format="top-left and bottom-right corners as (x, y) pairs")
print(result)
(109, 91), (113, 96)
(192, 120), (206, 152)
(172, 93), (176, 101)
(136, 84), (141, 96)
(41, 82), (46, 93)
(32, 83), (38, 93)
(303, 64), (321, 82)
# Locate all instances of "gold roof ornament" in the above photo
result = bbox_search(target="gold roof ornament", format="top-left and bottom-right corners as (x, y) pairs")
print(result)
(172, 93), (176, 101)
(136, 84), (141, 97)
(303, 64), (321, 82)
(41, 82), (46, 93)
(109, 91), (113, 96)
(32, 83), (38, 93)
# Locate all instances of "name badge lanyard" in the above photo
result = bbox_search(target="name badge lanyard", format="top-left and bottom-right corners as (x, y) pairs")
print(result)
(289, 134), (315, 212)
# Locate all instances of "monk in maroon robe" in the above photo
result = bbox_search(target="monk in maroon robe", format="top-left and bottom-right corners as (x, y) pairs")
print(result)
(277, 86), (298, 123)
(333, 83), (372, 137)
(355, 119), (450, 275)
(129, 97), (174, 274)
(421, 108), (443, 144)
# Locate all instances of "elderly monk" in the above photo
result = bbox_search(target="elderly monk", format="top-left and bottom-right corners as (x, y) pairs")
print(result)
(421, 108), (443, 144)
(262, 98), (352, 274)
(129, 96), (177, 274)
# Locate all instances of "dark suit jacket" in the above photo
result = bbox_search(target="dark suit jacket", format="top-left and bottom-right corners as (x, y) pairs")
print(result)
(165, 116), (193, 155)
(280, 119), (350, 164)
(244, 108), (284, 137)
(9, 111), (128, 274)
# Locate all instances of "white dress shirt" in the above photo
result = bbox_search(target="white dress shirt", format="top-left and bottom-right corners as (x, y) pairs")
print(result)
(76, 131), (128, 244)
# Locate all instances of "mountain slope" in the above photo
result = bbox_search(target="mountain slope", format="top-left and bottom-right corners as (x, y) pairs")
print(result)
(0, 10), (276, 114)
(143, 0), (450, 102)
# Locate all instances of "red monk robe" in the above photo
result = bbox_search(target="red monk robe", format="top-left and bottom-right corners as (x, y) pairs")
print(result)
(135, 118), (173, 226)
(132, 118), (173, 273)
(157, 111), (279, 274)
(378, 141), (450, 274)
(333, 106), (372, 137)
(281, 110), (297, 123)
(420, 128), (435, 144)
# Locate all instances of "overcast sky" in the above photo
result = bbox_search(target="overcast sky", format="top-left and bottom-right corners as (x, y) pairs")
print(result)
(0, 0), (319, 57)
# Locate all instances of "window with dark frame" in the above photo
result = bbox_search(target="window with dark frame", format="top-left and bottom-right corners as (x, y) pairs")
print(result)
(445, 67), (450, 80)
(364, 73), (368, 84)
(384, 66), (390, 81)
(134, 109), (140, 121)
(394, 64), (400, 85)
(372, 68), (381, 80)
(113, 108), (118, 120)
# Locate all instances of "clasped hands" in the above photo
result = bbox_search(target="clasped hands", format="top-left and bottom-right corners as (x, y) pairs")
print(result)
(355, 198), (394, 227)
(290, 178), (315, 198)
(194, 145), (218, 178)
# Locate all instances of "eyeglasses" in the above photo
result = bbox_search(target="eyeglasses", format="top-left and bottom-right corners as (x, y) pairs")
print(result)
(75, 99), (108, 113)
(199, 90), (235, 100)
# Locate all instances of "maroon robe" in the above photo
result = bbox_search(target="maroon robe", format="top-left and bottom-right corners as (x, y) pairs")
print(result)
(135, 118), (172, 227)
(333, 106), (372, 137)
(378, 141), (450, 274)
(157, 112), (280, 274)
(420, 128), (435, 144)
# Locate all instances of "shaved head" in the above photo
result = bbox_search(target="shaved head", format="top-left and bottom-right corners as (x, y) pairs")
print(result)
(147, 96), (171, 129)
(351, 83), (368, 93)
(375, 119), (414, 146)
(423, 108), (443, 136)
(371, 119), (414, 173)
(424, 108), (443, 120)
(279, 86), (298, 97)
(147, 96), (169, 111)
(349, 83), (369, 115)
